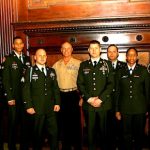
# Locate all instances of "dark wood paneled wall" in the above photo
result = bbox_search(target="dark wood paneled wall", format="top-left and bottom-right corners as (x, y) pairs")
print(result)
(16, 0), (150, 22)
(1, 0), (150, 65)
(0, 0), (17, 62)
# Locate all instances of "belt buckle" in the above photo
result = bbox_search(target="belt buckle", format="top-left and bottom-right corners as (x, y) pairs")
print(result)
(60, 87), (77, 92)
(66, 88), (73, 92)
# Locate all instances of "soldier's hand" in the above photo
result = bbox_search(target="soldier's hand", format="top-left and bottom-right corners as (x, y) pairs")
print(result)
(116, 112), (121, 120)
(79, 98), (83, 106)
(26, 108), (36, 115)
(8, 100), (15, 106)
(87, 97), (94, 104)
(54, 105), (60, 112)
(93, 98), (102, 107)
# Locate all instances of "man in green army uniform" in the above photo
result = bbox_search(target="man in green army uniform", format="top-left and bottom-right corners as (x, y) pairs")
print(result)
(115, 47), (150, 150)
(2, 36), (31, 150)
(23, 48), (60, 150)
(0, 61), (6, 150)
(77, 40), (114, 150)
(0, 56), (9, 150)
(107, 44), (126, 150)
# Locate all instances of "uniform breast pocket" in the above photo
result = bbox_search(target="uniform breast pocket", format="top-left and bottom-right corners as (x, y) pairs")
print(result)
(133, 76), (143, 85)
(121, 77), (128, 83)
(31, 78), (39, 83)
(120, 76), (129, 87)
(46, 78), (53, 85)
(31, 77), (42, 89)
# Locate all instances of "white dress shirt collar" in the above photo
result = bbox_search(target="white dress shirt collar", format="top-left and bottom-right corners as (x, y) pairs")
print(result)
(91, 57), (100, 64)
(112, 60), (118, 69)
(127, 63), (136, 70)
(14, 51), (22, 58)
(36, 64), (47, 76)
(36, 64), (46, 70)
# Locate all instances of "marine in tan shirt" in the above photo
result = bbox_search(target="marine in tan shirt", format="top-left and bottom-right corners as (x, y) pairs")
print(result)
(53, 42), (82, 150)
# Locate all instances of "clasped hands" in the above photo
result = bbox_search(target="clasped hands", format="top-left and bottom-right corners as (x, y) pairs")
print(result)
(87, 97), (102, 107)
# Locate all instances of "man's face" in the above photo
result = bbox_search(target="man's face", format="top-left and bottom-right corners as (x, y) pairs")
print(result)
(88, 43), (101, 58)
(107, 46), (118, 62)
(13, 39), (24, 54)
(61, 42), (73, 57)
(126, 49), (138, 66)
(34, 49), (47, 65)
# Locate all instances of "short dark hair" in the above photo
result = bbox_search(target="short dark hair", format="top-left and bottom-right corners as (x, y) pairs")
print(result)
(107, 44), (118, 52)
(13, 36), (23, 43)
(126, 47), (138, 56)
(89, 40), (101, 47)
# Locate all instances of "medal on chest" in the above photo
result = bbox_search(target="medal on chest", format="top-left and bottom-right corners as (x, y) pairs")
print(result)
(12, 62), (18, 69)
(99, 65), (108, 75)
(32, 73), (39, 81)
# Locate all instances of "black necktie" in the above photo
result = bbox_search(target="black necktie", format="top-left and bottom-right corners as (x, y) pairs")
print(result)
(93, 61), (97, 67)
(112, 63), (115, 69)
(19, 56), (22, 63)
(41, 67), (45, 75)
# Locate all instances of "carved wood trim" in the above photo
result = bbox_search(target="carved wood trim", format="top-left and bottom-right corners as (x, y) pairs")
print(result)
(12, 17), (150, 32)
(12, 16), (150, 54)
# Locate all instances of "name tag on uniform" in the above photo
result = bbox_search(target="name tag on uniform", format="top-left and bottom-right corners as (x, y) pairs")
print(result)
(12, 62), (18, 69)
(83, 68), (90, 74)
(121, 75), (128, 78)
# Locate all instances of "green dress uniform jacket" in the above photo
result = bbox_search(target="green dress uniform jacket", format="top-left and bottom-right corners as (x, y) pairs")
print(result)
(23, 65), (60, 114)
(115, 64), (150, 114)
(111, 60), (126, 107)
(2, 51), (31, 103)
(0, 63), (5, 150)
(0, 63), (4, 102)
(113, 61), (126, 72)
(108, 60), (126, 149)
(2, 51), (31, 150)
(23, 65), (60, 150)
(77, 58), (114, 111)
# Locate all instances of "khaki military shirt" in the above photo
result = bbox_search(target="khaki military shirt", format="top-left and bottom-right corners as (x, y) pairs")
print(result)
(53, 57), (81, 90)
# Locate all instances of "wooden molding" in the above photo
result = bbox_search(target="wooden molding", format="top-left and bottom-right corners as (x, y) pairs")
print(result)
(12, 16), (150, 54)
(12, 17), (150, 31)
